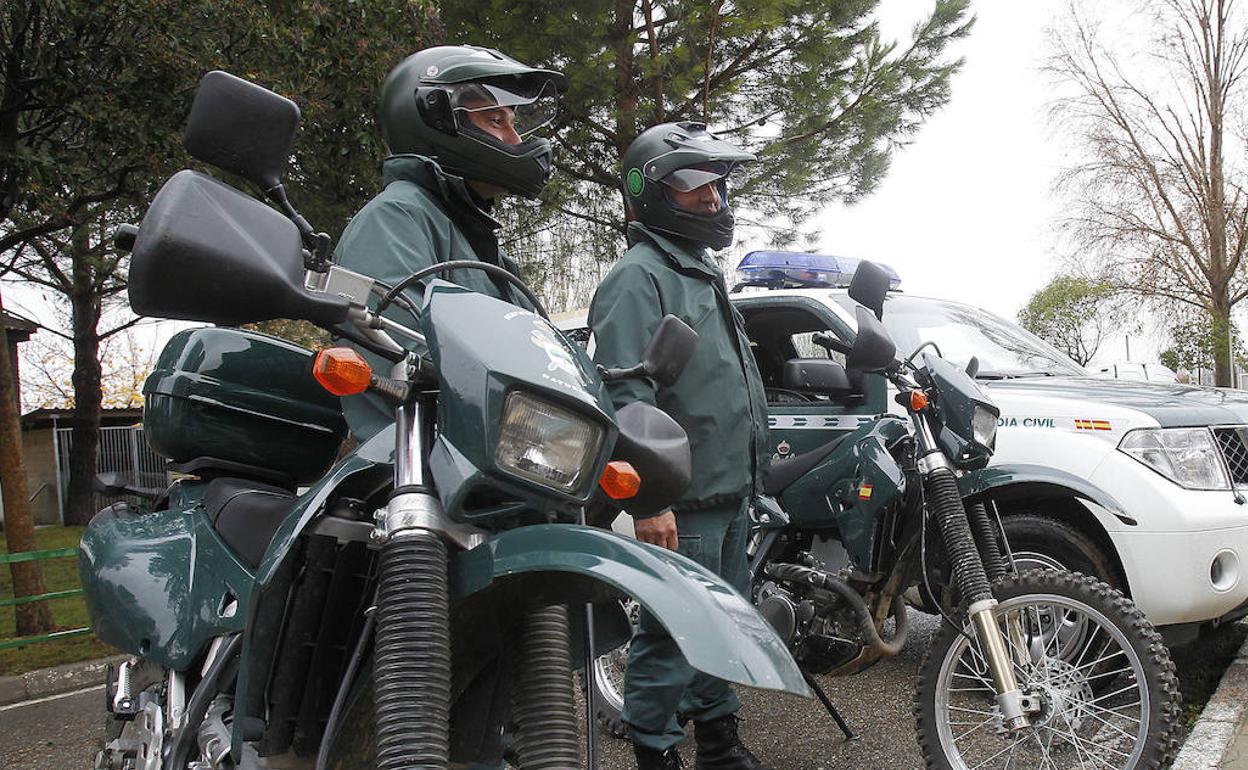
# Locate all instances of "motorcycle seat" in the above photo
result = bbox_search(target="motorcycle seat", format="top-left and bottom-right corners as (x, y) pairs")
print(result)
(763, 434), (849, 496)
(204, 477), (296, 568)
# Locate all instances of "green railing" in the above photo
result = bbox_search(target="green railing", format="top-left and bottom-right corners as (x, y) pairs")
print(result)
(0, 546), (90, 650)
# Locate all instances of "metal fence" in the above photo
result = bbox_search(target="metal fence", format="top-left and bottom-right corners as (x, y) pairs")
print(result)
(0, 547), (89, 650)
(55, 424), (168, 515)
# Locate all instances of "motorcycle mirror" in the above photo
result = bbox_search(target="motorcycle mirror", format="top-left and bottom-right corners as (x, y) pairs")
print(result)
(846, 305), (897, 373)
(93, 472), (130, 496)
(848, 260), (891, 320)
(128, 170), (349, 327)
(641, 315), (699, 387)
(965, 356), (980, 378)
(183, 71), (300, 190)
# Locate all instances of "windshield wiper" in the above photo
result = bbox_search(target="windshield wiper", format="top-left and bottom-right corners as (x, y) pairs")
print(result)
(974, 370), (1060, 380)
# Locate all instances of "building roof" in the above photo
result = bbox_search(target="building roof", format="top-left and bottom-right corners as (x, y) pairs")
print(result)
(22, 407), (144, 431)
(2, 311), (37, 344)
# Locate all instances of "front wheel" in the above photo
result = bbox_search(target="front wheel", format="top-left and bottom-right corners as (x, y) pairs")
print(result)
(588, 599), (639, 739)
(914, 570), (1180, 770)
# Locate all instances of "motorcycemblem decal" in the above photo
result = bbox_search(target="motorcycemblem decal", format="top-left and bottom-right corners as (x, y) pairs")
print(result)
(768, 415), (875, 429)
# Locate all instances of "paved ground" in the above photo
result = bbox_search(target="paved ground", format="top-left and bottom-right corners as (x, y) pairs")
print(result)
(0, 686), (104, 770)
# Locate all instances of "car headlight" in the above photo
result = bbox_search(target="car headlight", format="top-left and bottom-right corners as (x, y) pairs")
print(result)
(495, 391), (605, 494)
(972, 405), (997, 449)
(1118, 428), (1229, 490)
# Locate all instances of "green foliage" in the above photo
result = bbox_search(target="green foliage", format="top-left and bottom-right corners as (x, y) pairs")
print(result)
(439, 0), (973, 307)
(1017, 275), (1121, 366)
(1158, 314), (1248, 374)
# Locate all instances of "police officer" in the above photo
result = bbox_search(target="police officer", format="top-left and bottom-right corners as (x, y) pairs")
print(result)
(334, 45), (565, 440)
(589, 122), (772, 770)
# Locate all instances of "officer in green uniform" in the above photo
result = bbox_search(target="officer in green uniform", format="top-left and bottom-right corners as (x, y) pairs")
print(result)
(589, 122), (772, 770)
(333, 45), (565, 440)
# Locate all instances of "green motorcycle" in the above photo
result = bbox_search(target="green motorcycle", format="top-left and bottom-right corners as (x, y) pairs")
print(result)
(593, 262), (1180, 770)
(80, 71), (806, 770)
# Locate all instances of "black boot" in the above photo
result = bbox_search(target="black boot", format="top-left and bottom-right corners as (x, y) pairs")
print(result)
(693, 714), (772, 770)
(634, 744), (684, 769)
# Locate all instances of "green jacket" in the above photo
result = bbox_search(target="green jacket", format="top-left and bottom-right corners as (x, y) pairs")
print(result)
(588, 222), (769, 516)
(333, 154), (529, 439)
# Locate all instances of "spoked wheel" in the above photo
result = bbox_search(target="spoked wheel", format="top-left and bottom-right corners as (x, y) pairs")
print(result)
(590, 599), (639, 738)
(915, 570), (1180, 770)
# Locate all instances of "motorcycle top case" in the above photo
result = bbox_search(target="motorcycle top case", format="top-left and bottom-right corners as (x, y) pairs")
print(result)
(142, 327), (346, 483)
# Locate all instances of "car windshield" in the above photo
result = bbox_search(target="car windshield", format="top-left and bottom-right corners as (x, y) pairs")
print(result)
(831, 294), (1086, 378)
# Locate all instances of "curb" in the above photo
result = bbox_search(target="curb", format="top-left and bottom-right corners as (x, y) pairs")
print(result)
(1172, 633), (1248, 769)
(0, 654), (127, 708)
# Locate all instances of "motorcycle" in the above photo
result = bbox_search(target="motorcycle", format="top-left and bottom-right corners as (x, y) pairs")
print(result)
(592, 261), (1180, 769)
(80, 71), (807, 770)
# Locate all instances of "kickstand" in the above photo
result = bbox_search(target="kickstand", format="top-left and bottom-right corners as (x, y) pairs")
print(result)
(803, 672), (857, 741)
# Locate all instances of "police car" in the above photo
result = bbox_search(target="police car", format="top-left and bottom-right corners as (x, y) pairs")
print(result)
(564, 252), (1248, 643)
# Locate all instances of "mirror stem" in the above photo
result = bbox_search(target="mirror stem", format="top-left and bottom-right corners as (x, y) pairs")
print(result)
(266, 183), (333, 271)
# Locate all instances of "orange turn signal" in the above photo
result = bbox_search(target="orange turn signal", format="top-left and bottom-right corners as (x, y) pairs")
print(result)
(600, 461), (641, 500)
(313, 347), (373, 396)
(910, 390), (929, 411)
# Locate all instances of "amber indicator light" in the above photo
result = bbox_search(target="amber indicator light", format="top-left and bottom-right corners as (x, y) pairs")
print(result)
(313, 347), (372, 396)
(600, 461), (641, 500)
(910, 390), (929, 411)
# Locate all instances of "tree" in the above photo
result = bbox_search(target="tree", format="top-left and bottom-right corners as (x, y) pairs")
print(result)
(1048, 0), (1248, 386)
(2, 0), (433, 523)
(439, 0), (973, 309)
(1018, 274), (1122, 365)
(1159, 312), (1248, 376)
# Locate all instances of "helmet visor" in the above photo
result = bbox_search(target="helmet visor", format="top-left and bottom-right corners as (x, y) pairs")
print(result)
(450, 80), (559, 138)
(658, 162), (732, 193)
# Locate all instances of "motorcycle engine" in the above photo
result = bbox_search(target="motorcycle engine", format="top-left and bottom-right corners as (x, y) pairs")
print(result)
(755, 569), (865, 674)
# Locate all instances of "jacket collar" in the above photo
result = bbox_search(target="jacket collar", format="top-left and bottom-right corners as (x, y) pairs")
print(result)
(382, 154), (501, 231)
(627, 222), (719, 278)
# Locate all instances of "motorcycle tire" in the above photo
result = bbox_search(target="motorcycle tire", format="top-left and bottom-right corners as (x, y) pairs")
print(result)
(914, 569), (1180, 770)
(588, 598), (640, 739)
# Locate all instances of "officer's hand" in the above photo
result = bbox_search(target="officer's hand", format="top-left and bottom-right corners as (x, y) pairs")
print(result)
(634, 510), (678, 551)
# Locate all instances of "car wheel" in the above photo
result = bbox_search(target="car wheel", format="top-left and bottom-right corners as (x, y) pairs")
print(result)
(1000, 512), (1125, 592)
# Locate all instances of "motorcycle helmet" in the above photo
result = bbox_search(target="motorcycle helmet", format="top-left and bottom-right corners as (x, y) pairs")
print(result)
(622, 122), (755, 249)
(380, 46), (567, 199)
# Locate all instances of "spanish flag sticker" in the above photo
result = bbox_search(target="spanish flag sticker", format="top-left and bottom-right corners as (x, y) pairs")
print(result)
(859, 483), (874, 501)
(1074, 419), (1112, 431)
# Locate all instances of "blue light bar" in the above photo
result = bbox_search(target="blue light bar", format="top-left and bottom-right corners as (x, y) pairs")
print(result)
(736, 251), (901, 290)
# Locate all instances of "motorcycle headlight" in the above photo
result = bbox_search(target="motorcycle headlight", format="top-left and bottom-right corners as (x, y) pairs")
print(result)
(972, 405), (997, 449)
(1118, 427), (1229, 490)
(495, 391), (605, 494)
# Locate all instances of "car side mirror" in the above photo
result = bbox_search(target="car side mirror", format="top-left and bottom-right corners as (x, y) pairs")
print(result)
(641, 315), (699, 387)
(782, 358), (854, 395)
(848, 259), (891, 320)
(183, 71), (300, 190)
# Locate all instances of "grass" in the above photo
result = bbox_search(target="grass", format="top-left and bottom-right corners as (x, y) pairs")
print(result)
(1171, 618), (1248, 730)
(0, 525), (118, 676)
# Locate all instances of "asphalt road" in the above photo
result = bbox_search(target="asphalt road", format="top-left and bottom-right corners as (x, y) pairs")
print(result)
(2, 612), (1234, 770)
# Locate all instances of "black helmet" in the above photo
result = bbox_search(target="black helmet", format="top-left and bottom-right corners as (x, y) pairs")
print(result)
(380, 46), (567, 199)
(621, 122), (755, 250)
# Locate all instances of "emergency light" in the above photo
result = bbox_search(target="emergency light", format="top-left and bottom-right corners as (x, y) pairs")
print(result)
(736, 251), (901, 291)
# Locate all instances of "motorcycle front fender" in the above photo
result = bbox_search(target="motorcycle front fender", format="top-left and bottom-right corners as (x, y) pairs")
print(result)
(451, 524), (810, 698)
(958, 463), (1135, 525)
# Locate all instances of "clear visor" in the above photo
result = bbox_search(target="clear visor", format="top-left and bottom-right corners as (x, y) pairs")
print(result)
(658, 162), (732, 192)
(449, 80), (559, 138)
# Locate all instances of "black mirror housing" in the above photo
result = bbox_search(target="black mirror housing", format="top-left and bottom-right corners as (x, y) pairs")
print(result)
(782, 358), (854, 395)
(641, 315), (699, 387)
(183, 71), (300, 190)
(93, 472), (130, 495)
(846, 305), (897, 373)
(848, 260), (891, 320)
(128, 170), (348, 327)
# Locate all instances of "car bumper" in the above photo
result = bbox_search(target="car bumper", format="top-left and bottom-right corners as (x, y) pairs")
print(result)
(1088, 452), (1248, 626)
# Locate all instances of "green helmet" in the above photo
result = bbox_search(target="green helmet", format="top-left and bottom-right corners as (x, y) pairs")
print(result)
(622, 122), (755, 249)
(380, 46), (567, 199)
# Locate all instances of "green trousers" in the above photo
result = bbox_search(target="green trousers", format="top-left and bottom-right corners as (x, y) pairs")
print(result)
(622, 498), (752, 751)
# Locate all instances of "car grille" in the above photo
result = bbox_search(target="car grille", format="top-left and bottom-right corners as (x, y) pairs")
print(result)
(1213, 427), (1248, 485)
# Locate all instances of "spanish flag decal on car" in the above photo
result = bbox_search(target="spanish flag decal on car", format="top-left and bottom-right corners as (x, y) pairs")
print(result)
(858, 483), (874, 500)
(1074, 419), (1112, 431)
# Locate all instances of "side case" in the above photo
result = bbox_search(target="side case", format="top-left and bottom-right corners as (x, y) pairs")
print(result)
(78, 481), (258, 670)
